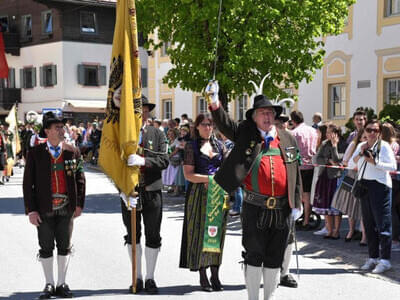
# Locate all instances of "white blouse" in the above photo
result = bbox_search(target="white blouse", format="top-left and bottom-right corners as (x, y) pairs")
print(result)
(349, 140), (397, 188)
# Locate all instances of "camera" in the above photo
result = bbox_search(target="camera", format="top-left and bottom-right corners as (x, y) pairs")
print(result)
(177, 137), (184, 141)
(363, 149), (376, 158)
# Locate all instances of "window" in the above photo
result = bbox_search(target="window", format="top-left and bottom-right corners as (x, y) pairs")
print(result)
(197, 96), (207, 115)
(77, 64), (106, 86)
(161, 41), (171, 57)
(236, 95), (248, 121)
(385, 78), (400, 105)
(329, 84), (346, 118)
(41, 10), (53, 34)
(386, 0), (400, 17)
(40, 65), (57, 87)
(163, 99), (172, 119)
(20, 67), (37, 89)
(0, 68), (15, 88)
(141, 68), (148, 88)
(21, 15), (32, 38)
(80, 11), (97, 34)
(0, 15), (9, 32)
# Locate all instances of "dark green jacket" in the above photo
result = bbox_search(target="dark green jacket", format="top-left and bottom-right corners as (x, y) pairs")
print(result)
(211, 106), (302, 209)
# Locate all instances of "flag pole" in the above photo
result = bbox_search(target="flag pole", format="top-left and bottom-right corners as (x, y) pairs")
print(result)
(131, 205), (137, 293)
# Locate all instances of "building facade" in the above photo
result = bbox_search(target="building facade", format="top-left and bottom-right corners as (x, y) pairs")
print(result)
(1, 0), (148, 122)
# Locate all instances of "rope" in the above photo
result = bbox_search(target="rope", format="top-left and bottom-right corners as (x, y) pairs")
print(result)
(212, 0), (223, 80)
(302, 163), (400, 175)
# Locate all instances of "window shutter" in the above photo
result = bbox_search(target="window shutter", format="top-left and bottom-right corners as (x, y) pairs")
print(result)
(32, 67), (37, 87)
(8, 68), (15, 88)
(98, 65), (107, 86)
(78, 64), (85, 84)
(20, 69), (24, 88)
(39, 66), (44, 86)
(51, 65), (57, 85)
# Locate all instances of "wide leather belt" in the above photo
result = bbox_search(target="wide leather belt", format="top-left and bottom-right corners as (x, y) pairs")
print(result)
(243, 189), (288, 210)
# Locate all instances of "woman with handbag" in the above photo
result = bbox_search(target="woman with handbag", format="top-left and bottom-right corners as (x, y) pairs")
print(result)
(313, 123), (346, 239)
(350, 119), (397, 273)
(331, 129), (368, 245)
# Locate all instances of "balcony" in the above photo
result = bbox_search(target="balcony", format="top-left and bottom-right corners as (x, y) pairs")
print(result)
(0, 88), (21, 110)
(3, 32), (20, 56)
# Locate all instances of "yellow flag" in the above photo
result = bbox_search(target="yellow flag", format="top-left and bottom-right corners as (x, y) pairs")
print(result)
(5, 104), (21, 156)
(99, 0), (142, 196)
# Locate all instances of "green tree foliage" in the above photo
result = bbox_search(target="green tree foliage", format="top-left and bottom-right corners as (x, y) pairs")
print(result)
(378, 104), (400, 127)
(137, 0), (355, 105)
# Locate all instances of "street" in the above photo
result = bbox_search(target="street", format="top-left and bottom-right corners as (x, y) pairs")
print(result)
(0, 167), (399, 299)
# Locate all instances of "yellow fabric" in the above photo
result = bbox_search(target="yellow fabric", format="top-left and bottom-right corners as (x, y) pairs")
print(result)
(99, 0), (142, 196)
(6, 158), (14, 177)
(5, 104), (21, 156)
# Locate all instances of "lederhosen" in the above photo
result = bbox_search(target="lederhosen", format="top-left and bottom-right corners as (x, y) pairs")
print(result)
(38, 151), (73, 258)
(241, 137), (291, 268)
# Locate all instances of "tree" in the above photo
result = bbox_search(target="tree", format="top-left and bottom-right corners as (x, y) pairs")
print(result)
(137, 0), (355, 106)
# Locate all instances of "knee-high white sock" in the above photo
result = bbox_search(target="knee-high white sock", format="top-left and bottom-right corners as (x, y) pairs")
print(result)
(57, 255), (70, 287)
(145, 247), (159, 280)
(127, 244), (143, 280)
(281, 243), (293, 277)
(263, 267), (280, 300)
(244, 264), (262, 300)
(40, 257), (55, 286)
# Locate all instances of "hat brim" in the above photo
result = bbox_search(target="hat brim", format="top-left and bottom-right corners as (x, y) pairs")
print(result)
(245, 105), (283, 121)
(143, 103), (156, 112)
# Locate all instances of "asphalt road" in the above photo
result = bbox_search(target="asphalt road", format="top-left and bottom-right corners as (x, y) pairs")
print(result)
(0, 166), (399, 299)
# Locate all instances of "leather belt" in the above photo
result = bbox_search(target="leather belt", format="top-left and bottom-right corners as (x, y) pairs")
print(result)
(243, 189), (288, 210)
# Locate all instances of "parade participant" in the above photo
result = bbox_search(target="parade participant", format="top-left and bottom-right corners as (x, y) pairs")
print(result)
(206, 79), (302, 300)
(179, 113), (227, 292)
(120, 96), (169, 294)
(23, 112), (85, 299)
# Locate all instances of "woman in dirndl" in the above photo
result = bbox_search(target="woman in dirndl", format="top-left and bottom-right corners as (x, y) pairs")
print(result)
(179, 113), (227, 292)
(313, 123), (346, 239)
(331, 129), (368, 244)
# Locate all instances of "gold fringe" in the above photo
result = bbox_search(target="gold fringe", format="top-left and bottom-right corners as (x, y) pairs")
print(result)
(202, 248), (221, 253)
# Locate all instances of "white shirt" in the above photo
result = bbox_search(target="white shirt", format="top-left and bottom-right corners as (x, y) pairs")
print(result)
(349, 140), (397, 188)
(258, 125), (277, 139)
(47, 141), (63, 157)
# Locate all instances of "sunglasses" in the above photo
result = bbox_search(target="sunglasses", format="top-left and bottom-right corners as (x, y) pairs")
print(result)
(200, 123), (212, 127)
(365, 128), (379, 134)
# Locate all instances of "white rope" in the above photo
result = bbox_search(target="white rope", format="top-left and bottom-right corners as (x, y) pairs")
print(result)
(213, 0), (223, 80)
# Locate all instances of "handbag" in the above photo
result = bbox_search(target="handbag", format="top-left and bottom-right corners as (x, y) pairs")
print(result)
(351, 160), (368, 198)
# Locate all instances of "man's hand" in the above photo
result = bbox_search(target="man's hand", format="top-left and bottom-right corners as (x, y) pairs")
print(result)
(120, 192), (138, 210)
(28, 211), (42, 226)
(74, 206), (83, 218)
(205, 80), (219, 107)
(127, 154), (145, 166)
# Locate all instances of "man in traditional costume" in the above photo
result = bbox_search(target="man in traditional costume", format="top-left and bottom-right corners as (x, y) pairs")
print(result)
(23, 112), (85, 299)
(120, 96), (169, 294)
(206, 79), (302, 300)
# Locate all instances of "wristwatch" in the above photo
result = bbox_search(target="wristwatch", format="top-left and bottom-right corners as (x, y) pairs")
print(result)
(358, 152), (363, 157)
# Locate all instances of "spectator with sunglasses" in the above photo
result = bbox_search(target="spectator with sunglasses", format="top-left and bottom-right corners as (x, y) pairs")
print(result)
(350, 119), (397, 274)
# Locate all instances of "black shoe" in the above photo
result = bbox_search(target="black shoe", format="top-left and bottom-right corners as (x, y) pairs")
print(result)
(39, 283), (55, 299)
(280, 274), (298, 288)
(145, 279), (158, 294)
(55, 283), (73, 298)
(129, 278), (144, 294)
(359, 241), (367, 247)
(210, 276), (224, 291)
(200, 281), (213, 292)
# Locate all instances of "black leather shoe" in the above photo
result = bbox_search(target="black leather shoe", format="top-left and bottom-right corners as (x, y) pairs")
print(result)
(200, 281), (213, 292)
(39, 283), (55, 299)
(56, 283), (73, 298)
(129, 278), (144, 294)
(280, 274), (298, 288)
(145, 279), (158, 294)
(210, 276), (224, 291)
